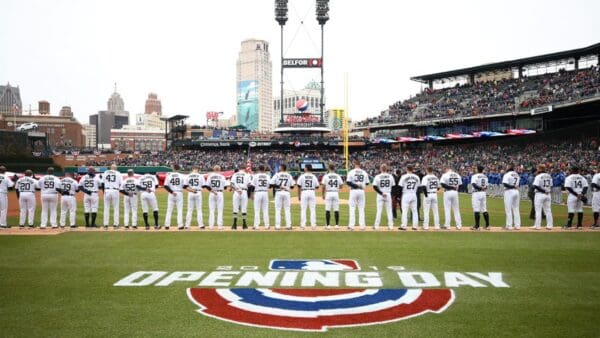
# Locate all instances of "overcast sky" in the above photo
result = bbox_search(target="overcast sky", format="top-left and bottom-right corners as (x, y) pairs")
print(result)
(1, 0), (599, 125)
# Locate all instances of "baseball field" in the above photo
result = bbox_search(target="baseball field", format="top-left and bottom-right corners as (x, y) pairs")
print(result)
(1, 190), (599, 337)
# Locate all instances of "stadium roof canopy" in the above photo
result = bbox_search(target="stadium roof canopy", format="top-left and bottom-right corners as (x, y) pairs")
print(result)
(160, 114), (189, 121)
(410, 42), (600, 84)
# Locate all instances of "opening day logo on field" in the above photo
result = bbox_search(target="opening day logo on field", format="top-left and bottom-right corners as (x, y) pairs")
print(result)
(114, 259), (509, 332)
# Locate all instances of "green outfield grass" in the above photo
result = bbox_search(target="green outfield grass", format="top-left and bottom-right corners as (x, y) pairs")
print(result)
(1, 192), (600, 337)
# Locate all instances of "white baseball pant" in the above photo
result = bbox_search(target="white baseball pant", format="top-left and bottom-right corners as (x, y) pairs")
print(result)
(471, 191), (487, 212)
(19, 192), (36, 226)
(60, 195), (77, 227)
(141, 192), (158, 213)
(443, 190), (462, 228)
(300, 190), (317, 228)
(566, 194), (584, 213)
(103, 190), (120, 227)
(274, 191), (291, 229)
(165, 192), (183, 227)
(422, 194), (439, 229)
(0, 193), (8, 227)
(401, 193), (418, 228)
(534, 193), (553, 229)
(253, 191), (269, 228)
(374, 193), (393, 229)
(348, 189), (366, 229)
(232, 190), (248, 214)
(40, 194), (58, 228)
(503, 189), (521, 229)
(324, 192), (340, 212)
(123, 194), (138, 227)
(83, 193), (99, 213)
(592, 192), (600, 212)
(208, 192), (224, 228)
(186, 191), (203, 227)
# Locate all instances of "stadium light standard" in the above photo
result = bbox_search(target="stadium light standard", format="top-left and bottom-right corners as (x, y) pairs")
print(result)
(275, 0), (288, 125)
(316, 0), (329, 124)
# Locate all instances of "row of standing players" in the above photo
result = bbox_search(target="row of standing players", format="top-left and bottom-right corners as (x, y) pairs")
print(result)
(0, 162), (599, 230)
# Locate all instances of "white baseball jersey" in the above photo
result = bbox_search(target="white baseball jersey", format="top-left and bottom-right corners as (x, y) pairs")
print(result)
(251, 173), (271, 192)
(592, 173), (600, 192)
(440, 171), (461, 190)
(271, 172), (295, 191)
(0, 173), (15, 193)
(564, 174), (588, 194)
(399, 173), (420, 194)
(16, 176), (38, 193)
(421, 174), (439, 193)
(297, 173), (319, 191)
(165, 172), (185, 192)
(373, 173), (395, 195)
(139, 174), (158, 192)
(533, 173), (552, 193)
(502, 171), (520, 188)
(206, 173), (228, 192)
(184, 172), (205, 192)
(346, 168), (369, 189)
(230, 171), (252, 191)
(321, 172), (343, 192)
(80, 175), (102, 193)
(60, 177), (79, 195)
(120, 176), (139, 194)
(38, 175), (61, 195)
(102, 170), (122, 190)
(470, 173), (488, 191)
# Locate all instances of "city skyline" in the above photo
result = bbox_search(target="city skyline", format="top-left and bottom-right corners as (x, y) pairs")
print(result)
(1, 0), (599, 126)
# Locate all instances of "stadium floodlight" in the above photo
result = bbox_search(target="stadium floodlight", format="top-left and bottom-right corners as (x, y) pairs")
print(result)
(275, 0), (288, 26)
(316, 0), (329, 25)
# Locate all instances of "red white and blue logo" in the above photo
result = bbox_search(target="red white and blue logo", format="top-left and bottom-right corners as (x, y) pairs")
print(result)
(185, 259), (455, 332)
(295, 99), (310, 112)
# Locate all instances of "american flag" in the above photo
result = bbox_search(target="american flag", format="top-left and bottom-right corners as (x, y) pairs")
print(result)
(11, 103), (19, 113)
(72, 150), (80, 156)
(245, 158), (253, 173)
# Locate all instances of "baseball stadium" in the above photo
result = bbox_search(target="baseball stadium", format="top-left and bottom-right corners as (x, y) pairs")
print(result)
(1, 1), (600, 337)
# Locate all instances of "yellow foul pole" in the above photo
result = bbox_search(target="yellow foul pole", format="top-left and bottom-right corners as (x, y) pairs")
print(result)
(343, 72), (349, 172)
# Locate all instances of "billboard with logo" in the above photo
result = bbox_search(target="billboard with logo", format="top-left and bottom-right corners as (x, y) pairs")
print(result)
(237, 80), (259, 131)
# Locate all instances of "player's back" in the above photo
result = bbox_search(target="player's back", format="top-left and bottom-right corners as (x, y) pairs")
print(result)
(207, 173), (227, 191)
(273, 172), (294, 190)
(186, 172), (204, 191)
(347, 168), (368, 187)
(0, 173), (14, 192)
(322, 173), (342, 192)
(231, 172), (251, 189)
(139, 174), (157, 192)
(399, 173), (419, 193)
(102, 170), (122, 189)
(166, 172), (185, 191)
(121, 177), (138, 194)
(565, 174), (587, 193)
(252, 173), (271, 192)
(80, 175), (100, 192)
(471, 173), (488, 188)
(17, 176), (37, 193)
(39, 175), (60, 194)
(422, 174), (439, 192)
(60, 177), (79, 195)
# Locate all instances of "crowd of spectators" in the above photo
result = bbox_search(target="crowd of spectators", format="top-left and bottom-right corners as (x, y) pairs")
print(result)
(357, 66), (600, 127)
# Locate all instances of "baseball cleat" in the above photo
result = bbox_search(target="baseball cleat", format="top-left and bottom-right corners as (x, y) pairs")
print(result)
(199, 225), (205, 230)
(231, 225), (237, 230)
(398, 227), (407, 231)
(470, 226), (480, 231)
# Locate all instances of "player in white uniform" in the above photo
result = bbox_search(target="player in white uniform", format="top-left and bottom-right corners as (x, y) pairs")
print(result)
(138, 172), (159, 229)
(470, 165), (490, 230)
(270, 164), (295, 230)
(101, 164), (122, 229)
(440, 167), (462, 230)
(37, 167), (61, 229)
(591, 168), (600, 229)
(206, 166), (228, 229)
(421, 166), (440, 230)
(58, 172), (79, 229)
(321, 163), (344, 229)
(164, 165), (185, 230)
(372, 164), (395, 230)
(79, 167), (102, 228)
(502, 165), (521, 230)
(250, 165), (271, 230)
(230, 168), (252, 230)
(563, 166), (589, 230)
(0, 166), (15, 229)
(297, 165), (320, 230)
(346, 160), (369, 230)
(119, 169), (139, 229)
(184, 166), (205, 229)
(16, 170), (38, 228)
(399, 165), (421, 230)
(532, 164), (553, 230)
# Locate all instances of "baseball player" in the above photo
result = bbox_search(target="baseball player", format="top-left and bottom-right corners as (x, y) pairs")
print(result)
(399, 165), (420, 230)
(16, 170), (38, 228)
(372, 164), (395, 230)
(270, 164), (295, 230)
(0, 166), (15, 228)
(37, 167), (61, 229)
(563, 166), (588, 229)
(297, 164), (320, 230)
(470, 165), (490, 230)
(502, 165), (521, 230)
(184, 166), (205, 229)
(346, 159), (369, 230)
(230, 168), (252, 229)
(532, 164), (553, 230)
(250, 164), (271, 230)
(79, 167), (102, 228)
(58, 172), (79, 229)
(421, 166), (440, 230)
(101, 164), (122, 229)
(321, 163), (343, 229)
(164, 165), (185, 230)
(205, 165), (228, 229)
(119, 169), (139, 229)
(440, 167), (462, 230)
(138, 172), (159, 229)
(591, 168), (600, 229)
